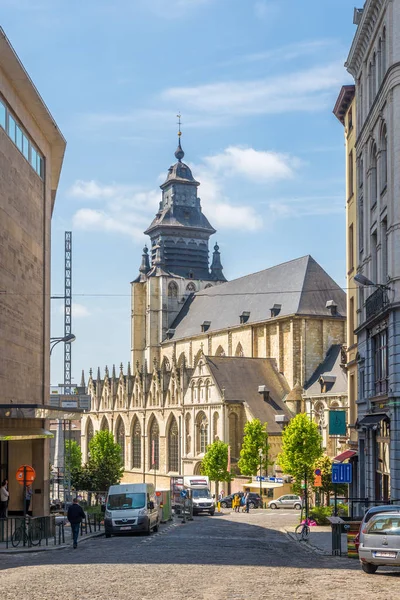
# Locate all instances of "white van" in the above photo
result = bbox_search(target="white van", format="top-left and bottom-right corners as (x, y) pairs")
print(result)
(104, 483), (159, 537)
(183, 475), (215, 516)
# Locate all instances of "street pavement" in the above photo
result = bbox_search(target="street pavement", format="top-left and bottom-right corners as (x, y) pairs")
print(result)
(0, 509), (399, 599)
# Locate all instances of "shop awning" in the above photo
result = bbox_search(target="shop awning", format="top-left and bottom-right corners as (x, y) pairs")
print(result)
(0, 429), (54, 441)
(333, 449), (357, 463)
(357, 414), (387, 428)
(242, 481), (284, 490)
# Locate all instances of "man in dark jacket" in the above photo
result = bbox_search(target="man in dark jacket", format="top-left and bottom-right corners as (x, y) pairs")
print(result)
(67, 498), (86, 549)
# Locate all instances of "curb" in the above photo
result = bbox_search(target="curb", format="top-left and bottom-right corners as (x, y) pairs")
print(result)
(281, 528), (331, 556)
(0, 531), (104, 555)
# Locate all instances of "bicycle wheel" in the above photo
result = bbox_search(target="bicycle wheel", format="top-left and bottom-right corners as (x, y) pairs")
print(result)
(29, 522), (42, 546)
(11, 526), (24, 548)
(301, 524), (310, 541)
(295, 523), (305, 541)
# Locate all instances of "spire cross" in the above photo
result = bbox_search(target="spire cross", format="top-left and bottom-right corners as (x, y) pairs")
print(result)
(177, 112), (182, 137)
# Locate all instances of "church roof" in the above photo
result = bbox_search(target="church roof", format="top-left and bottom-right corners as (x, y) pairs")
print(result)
(167, 255), (346, 341)
(206, 356), (291, 434)
(303, 344), (347, 396)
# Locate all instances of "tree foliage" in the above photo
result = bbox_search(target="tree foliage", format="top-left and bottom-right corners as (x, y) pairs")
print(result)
(238, 419), (271, 477)
(201, 440), (232, 497)
(312, 455), (348, 504)
(65, 440), (83, 489)
(85, 431), (124, 491)
(278, 413), (322, 493)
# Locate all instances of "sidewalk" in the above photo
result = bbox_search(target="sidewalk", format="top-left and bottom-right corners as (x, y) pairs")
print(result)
(0, 520), (104, 554)
(283, 524), (348, 556)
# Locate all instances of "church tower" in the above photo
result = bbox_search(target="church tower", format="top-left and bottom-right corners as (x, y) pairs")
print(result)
(131, 124), (226, 367)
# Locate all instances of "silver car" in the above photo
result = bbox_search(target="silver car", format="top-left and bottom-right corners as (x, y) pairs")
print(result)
(359, 511), (400, 574)
(268, 495), (302, 510)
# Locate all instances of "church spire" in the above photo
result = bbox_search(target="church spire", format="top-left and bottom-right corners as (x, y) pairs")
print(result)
(138, 245), (150, 281)
(174, 113), (185, 161)
(210, 242), (226, 281)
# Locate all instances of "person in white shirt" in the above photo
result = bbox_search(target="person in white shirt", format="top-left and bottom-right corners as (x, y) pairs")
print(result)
(0, 479), (9, 518)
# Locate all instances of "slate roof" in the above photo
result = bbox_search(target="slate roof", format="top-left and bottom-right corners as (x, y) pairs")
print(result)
(167, 255), (346, 341)
(303, 345), (347, 395)
(206, 356), (291, 434)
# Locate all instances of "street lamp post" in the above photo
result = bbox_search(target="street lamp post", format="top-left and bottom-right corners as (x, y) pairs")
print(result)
(259, 448), (263, 502)
(50, 333), (76, 355)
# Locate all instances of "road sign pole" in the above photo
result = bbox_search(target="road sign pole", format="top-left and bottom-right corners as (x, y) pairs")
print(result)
(334, 484), (338, 517)
(23, 465), (26, 546)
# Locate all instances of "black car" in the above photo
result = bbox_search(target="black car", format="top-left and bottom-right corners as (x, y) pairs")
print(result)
(219, 492), (262, 509)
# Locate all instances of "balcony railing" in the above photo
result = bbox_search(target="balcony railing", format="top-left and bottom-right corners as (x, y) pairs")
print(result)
(365, 287), (389, 320)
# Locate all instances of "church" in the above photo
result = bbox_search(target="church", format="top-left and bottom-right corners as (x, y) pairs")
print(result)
(82, 132), (348, 490)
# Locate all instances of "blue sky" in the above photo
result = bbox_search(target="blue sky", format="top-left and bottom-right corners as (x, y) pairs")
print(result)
(1, 0), (356, 387)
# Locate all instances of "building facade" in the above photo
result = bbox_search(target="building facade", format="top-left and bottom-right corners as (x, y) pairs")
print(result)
(82, 134), (348, 489)
(0, 28), (67, 515)
(333, 85), (359, 488)
(346, 0), (400, 501)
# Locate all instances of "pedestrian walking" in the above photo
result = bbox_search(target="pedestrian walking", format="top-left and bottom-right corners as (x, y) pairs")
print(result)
(244, 491), (251, 514)
(240, 493), (246, 513)
(0, 480), (9, 519)
(25, 485), (32, 515)
(233, 493), (240, 513)
(67, 497), (86, 549)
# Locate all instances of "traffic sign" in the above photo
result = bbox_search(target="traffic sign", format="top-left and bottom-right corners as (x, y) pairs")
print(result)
(332, 463), (352, 484)
(314, 475), (322, 487)
(180, 490), (187, 498)
(16, 465), (36, 486)
(314, 468), (321, 476)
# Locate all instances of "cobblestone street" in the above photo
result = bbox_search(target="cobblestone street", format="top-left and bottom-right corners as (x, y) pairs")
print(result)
(1, 510), (400, 599)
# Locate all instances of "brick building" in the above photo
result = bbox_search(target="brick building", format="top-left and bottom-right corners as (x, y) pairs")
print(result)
(0, 28), (67, 515)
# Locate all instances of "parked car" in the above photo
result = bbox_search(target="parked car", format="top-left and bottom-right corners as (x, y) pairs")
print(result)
(219, 492), (262, 509)
(268, 495), (302, 510)
(359, 511), (400, 574)
(354, 505), (400, 553)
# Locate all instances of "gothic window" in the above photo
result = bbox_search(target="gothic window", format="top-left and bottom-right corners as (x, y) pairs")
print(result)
(205, 380), (210, 402)
(116, 418), (125, 467)
(185, 413), (191, 454)
(197, 380), (202, 403)
(161, 357), (171, 371)
(228, 412), (239, 460)
(186, 282), (196, 293)
(235, 342), (244, 357)
(215, 345), (226, 357)
(382, 28), (386, 76)
(213, 412), (219, 441)
(196, 412), (208, 454)
(168, 281), (178, 298)
(100, 416), (109, 431)
(132, 419), (141, 469)
(86, 418), (94, 459)
(191, 381), (195, 403)
(314, 403), (325, 443)
(168, 417), (179, 472)
(149, 417), (160, 470)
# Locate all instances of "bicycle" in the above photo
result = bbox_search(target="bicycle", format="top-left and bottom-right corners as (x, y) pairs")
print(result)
(11, 517), (43, 547)
(295, 520), (310, 542)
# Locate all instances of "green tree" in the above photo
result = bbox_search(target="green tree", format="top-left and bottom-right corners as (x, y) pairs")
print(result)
(312, 455), (348, 505)
(65, 440), (83, 489)
(201, 440), (232, 498)
(238, 419), (271, 477)
(87, 430), (124, 491)
(278, 413), (323, 494)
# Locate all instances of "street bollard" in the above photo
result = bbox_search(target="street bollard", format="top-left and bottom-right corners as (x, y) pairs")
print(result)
(217, 501), (221, 513)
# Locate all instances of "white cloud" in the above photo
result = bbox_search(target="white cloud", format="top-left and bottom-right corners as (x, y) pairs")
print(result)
(72, 208), (145, 239)
(57, 302), (91, 319)
(161, 63), (346, 117)
(203, 146), (298, 181)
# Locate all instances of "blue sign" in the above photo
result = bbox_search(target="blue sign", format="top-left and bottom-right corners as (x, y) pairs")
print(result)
(180, 490), (187, 498)
(255, 476), (284, 483)
(332, 463), (352, 484)
(256, 476), (267, 482)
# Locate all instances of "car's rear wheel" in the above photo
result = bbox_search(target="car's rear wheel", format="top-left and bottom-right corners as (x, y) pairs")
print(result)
(294, 503), (302, 510)
(249, 502), (255, 509)
(220, 502), (227, 508)
(361, 562), (378, 574)
(269, 503), (277, 509)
